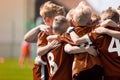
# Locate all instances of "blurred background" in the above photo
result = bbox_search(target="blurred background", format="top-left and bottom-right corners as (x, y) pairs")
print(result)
(0, 0), (120, 80)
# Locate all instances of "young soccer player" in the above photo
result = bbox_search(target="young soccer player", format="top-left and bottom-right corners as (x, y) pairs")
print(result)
(68, 7), (120, 80)
(32, 1), (65, 80)
(66, 4), (103, 80)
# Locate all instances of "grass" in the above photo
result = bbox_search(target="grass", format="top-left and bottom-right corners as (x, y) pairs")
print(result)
(0, 58), (33, 80)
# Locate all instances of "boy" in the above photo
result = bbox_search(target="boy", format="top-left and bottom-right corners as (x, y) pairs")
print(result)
(32, 1), (65, 80)
(66, 4), (103, 80)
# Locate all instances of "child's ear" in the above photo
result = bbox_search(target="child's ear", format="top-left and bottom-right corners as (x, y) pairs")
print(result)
(45, 17), (50, 23)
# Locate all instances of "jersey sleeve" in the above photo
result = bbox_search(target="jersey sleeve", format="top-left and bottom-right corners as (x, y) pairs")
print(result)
(37, 31), (48, 47)
(37, 31), (48, 63)
(58, 33), (75, 45)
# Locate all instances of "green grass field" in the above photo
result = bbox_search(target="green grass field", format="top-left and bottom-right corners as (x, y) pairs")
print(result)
(0, 58), (33, 80)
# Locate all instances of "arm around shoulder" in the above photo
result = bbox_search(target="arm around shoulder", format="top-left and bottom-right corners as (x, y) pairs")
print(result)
(24, 25), (44, 43)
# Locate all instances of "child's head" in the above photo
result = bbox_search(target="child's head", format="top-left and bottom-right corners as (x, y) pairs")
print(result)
(72, 5), (92, 27)
(91, 13), (100, 26)
(40, 1), (65, 27)
(52, 15), (69, 35)
(117, 5), (120, 15)
(66, 8), (74, 26)
(101, 7), (119, 23)
(66, 9), (74, 21)
(66, 1), (91, 27)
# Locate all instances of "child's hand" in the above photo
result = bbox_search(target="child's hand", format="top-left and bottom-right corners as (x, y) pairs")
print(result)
(100, 19), (119, 27)
(47, 35), (59, 42)
(34, 56), (47, 65)
(39, 25), (51, 35)
(85, 46), (98, 56)
(47, 40), (61, 49)
(94, 27), (107, 34)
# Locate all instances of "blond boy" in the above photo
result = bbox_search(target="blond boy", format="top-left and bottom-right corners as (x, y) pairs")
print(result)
(66, 4), (103, 80)
(32, 1), (65, 80)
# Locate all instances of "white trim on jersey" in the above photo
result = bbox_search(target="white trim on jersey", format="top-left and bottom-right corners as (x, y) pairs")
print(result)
(41, 64), (46, 80)
(83, 34), (92, 43)
(34, 56), (47, 65)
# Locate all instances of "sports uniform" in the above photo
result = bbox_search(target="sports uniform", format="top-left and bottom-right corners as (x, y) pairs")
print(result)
(37, 31), (74, 80)
(68, 26), (103, 80)
(86, 26), (120, 80)
(33, 56), (48, 80)
(33, 31), (49, 80)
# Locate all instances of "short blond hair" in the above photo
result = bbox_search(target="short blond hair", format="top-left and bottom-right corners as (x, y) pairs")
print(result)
(66, 8), (74, 22)
(73, 5), (92, 26)
(40, 1), (65, 18)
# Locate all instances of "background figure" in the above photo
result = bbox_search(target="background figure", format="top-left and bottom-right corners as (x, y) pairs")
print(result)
(19, 40), (32, 68)
(0, 57), (5, 63)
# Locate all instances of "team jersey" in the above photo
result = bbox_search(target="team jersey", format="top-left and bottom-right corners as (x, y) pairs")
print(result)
(65, 26), (102, 75)
(33, 63), (48, 80)
(33, 56), (48, 80)
(87, 26), (120, 76)
(37, 31), (74, 80)
(37, 31), (49, 80)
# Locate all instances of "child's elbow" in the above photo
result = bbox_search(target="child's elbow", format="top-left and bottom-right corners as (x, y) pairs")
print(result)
(37, 50), (43, 56)
(64, 44), (72, 54)
(74, 40), (80, 45)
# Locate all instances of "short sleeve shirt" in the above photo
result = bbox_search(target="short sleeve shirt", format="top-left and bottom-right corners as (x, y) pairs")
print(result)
(88, 26), (120, 76)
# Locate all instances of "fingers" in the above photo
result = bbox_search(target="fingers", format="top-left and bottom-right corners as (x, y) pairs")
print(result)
(44, 27), (50, 35)
(40, 26), (51, 35)
(85, 46), (98, 56)
(94, 27), (106, 34)
(49, 40), (61, 49)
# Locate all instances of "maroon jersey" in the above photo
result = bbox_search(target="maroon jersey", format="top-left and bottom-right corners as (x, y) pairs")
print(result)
(33, 64), (48, 80)
(70, 26), (102, 75)
(88, 26), (120, 76)
(37, 31), (74, 80)
(36, 31), (49, 80)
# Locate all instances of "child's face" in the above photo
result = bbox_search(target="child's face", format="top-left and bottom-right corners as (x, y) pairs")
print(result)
(44, 17), (55, 28)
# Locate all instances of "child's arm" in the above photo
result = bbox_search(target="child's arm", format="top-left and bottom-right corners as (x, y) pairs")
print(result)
(94, 27), (120, 39)
(64, 44), (98, 56)
(70, 31), (89, 45)
(37, 40), (60, 56)
(47, 35), (59, 42)
(100, 19), (119, 28)
(24, 26), (41, 43)
(67, 27), (90, 45)
(24, 25), (49, 43)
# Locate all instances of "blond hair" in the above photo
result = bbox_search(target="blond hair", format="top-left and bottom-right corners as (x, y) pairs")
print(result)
(40, 1), (65, 18)
(73, 5), (92, 26)
(66, 8), (74, 22)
